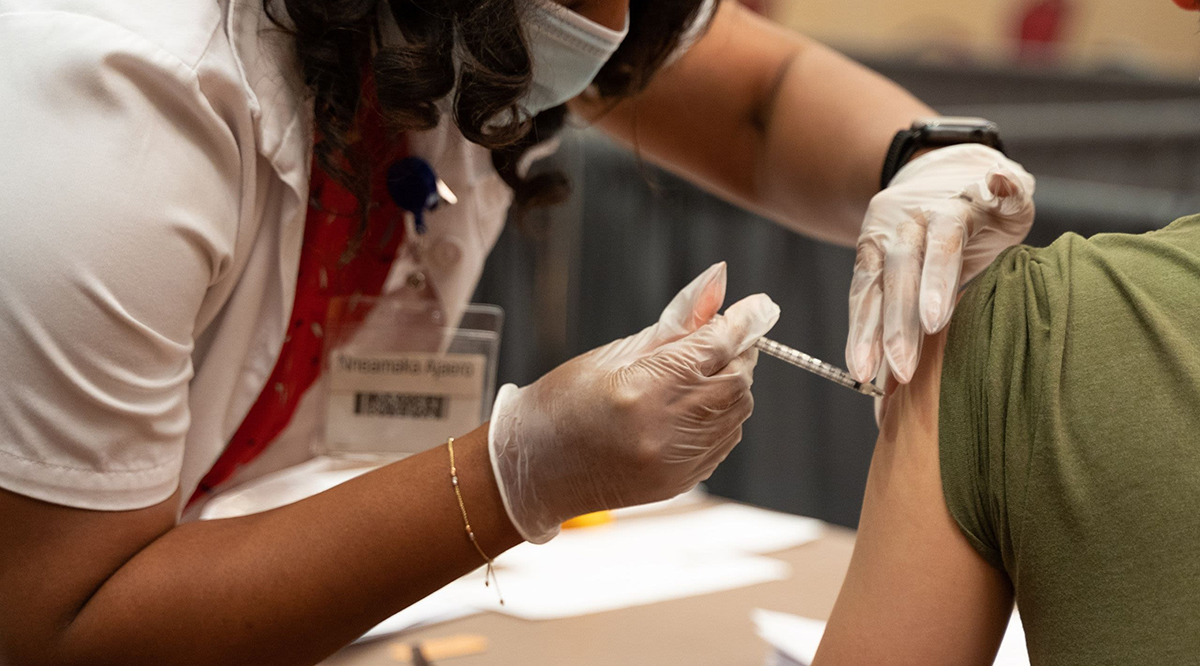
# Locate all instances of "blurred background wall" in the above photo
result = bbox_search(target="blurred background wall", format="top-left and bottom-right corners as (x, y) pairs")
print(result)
(474, 0), (1200, 528)
(773, 0), (1200, 75)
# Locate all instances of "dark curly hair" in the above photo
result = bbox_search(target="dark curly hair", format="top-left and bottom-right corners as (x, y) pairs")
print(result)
(266, 0), (711, 220)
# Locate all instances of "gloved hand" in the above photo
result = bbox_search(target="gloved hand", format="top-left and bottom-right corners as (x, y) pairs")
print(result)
(846, 144), (1035, 384)
(489, 263), (780, 543)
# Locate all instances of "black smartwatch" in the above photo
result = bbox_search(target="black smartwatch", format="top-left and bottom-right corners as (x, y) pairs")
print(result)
(880, 117), (1005, 190)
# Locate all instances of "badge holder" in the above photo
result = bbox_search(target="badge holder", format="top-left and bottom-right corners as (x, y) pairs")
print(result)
(318, 296), (503, 461)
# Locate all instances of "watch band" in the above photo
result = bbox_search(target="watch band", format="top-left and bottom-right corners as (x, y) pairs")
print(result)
(880, 130), (922, 190)
(879, 118), (1006, 190)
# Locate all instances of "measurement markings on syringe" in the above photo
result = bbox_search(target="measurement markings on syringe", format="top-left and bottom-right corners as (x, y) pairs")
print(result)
(353, 391), (447, 419)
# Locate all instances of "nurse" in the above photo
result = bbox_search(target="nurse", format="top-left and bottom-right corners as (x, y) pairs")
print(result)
(0, 1), (1034, 664)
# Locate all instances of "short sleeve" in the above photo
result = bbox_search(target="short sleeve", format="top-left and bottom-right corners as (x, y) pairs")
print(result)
(0, 12), (241, 509)
(938, 243), (1065, 573)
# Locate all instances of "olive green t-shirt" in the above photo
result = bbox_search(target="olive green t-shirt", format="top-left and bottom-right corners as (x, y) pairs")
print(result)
(940, 215), (1200, 665)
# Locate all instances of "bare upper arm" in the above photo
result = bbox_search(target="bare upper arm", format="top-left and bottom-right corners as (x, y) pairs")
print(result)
(0, 487), (177, 664)
(813, 330), (1013, 666)
(570, 2), (932, 244)
(571, 1), (803, 205)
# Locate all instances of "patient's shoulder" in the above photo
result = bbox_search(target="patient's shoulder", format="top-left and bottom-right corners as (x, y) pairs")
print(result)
(936, 218), (1200, 662)
(940, 218), (1200, 575)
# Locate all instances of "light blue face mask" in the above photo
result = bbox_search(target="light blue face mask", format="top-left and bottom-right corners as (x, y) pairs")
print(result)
(520, 0), (630, 115)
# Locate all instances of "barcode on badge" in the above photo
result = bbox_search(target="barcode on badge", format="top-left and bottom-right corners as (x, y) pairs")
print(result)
(354, 392), (447, 419)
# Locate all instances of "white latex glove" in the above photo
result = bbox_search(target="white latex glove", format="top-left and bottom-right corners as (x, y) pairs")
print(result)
(846, 144), (1035, 384)
(489, 262), (780, 543)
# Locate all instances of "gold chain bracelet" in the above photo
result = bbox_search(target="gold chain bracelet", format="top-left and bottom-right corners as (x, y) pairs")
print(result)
(447, 437), (503, 604)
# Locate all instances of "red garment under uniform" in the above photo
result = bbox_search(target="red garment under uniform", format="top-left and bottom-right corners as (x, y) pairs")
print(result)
(189, 101), (409, 506)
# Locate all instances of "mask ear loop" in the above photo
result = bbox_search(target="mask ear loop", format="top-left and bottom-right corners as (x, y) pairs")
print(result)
(525, 0), (629, 55)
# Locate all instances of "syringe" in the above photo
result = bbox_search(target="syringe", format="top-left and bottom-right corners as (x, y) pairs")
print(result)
(755, 337), (885, 398)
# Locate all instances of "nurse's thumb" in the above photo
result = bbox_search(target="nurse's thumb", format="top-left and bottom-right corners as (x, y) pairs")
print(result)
(655, 294), (780, 378)
(656, 262), (728, 342)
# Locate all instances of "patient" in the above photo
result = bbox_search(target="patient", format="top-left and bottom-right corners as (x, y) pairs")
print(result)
(814, 215), (1200, 665)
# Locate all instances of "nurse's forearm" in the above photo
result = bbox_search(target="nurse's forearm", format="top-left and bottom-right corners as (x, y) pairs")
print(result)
(578, 2), (933, 246)
(752, 39), (934, 246)
(0, 425), (522, 666)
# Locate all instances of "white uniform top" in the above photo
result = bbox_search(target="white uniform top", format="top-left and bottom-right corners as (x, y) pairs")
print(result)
(0, 0), (512, 512)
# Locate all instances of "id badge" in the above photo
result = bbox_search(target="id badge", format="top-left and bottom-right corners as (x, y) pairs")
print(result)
(319, 296), (503, 459)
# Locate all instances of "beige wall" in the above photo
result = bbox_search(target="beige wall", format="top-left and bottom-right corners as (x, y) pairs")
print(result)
(769, 0), (1200, 78)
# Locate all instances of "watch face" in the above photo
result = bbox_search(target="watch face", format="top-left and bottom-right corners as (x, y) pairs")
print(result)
(917, 117), (997, 130)
(917, 117), (1000, 144)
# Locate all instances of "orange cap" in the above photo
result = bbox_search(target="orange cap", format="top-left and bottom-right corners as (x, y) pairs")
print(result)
(562, 510), (615, 529)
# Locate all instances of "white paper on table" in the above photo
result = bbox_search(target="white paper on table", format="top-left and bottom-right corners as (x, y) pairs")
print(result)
(494, 554), (790, 620)
(355, 549), (793, 639)
(763, 650), (806, 666)
(753, 610), (826, 665)
(371, 502), (820, 626)
(752, 609), (1031, 666)
(609, 487), (706, 518)
(475, 504), (819, 621)
(495, 503), (824, 572)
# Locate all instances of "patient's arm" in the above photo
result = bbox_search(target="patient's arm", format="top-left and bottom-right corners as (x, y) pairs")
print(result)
(812, 330), (1014, 666)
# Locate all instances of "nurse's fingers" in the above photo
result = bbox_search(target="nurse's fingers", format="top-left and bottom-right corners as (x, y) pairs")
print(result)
(655, 261), (728, 343)
(918, 207), (967, 334)
(692, 401), (752, 477)
(846, 238), (885, 384)
(881, 213), (927, 384)
(873, 363), (894, 427)
(653, 294), (779, 380)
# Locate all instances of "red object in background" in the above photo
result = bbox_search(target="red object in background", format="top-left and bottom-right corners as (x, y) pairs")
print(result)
(1173, 0), (1200, 10)
(1016, 0), (1071, 61)
(187, 85), (409, 507)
